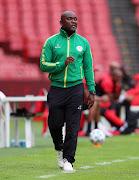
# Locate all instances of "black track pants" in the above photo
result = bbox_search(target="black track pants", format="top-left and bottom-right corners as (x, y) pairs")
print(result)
(47, 83), (84, 164)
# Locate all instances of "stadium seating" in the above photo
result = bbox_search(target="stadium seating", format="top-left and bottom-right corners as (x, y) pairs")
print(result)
(0, 48), (42, 80)
(0, 0), (122, 72)
(0, 1), (6, 42)
(131, 0), (139, 5)
(35, 0), (51, 42)
(6, 0), (23, 51)
(2, 0), (137, 90)
(0, 0), (138, 139)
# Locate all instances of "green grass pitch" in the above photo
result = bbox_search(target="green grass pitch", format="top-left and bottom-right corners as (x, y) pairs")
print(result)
(0, 120), (139, 180)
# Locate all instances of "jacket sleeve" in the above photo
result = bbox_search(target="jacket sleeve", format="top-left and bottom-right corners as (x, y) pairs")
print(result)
(40, 39), (66, 73)
(83, 39), (96, 92)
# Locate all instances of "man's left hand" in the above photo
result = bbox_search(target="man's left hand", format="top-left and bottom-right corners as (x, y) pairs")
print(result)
(87, 93), (95, 108)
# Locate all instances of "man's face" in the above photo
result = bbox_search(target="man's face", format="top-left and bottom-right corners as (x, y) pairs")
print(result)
(60, 12), (77, 32)
(113, 73), (123, 82)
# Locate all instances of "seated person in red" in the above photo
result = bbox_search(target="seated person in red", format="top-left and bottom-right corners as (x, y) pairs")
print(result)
(96, 68), (139, 134)
(121, 65), (139, 106)
(96, 69), (126, 128)
(80, 76), (124, 136)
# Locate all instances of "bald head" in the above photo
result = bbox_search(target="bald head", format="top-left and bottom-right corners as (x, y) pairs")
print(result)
(61, 11), (76, 20)
(60, 11), (77, 35)
(109, 61), (121, 73)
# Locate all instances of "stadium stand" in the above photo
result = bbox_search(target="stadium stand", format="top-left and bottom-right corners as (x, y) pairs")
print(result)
(132, 0), (139, 5)
(0, 0), (138, 138)
(108, 0), (139, 75)
(34, 0), (51, 42)
(0, 0), (122, 65)
(6, 0), (23, 52)
(0, 0), (7, 43)
(0, 49), (41, 80)
(0, 0), (138, 96)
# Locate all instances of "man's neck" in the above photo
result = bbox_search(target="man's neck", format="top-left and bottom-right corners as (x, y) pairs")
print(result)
(66, 31), (75, 37)
(61, 28), (75, 37)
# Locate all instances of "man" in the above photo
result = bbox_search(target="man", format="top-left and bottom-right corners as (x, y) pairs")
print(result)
(40, 11), (95, 171)
(80, 78), (110, 136)
(109, 61), (121, 74)
(96, 68), (138, 134)
(94, 69), (125, 129)
(79, 69), (122, 136)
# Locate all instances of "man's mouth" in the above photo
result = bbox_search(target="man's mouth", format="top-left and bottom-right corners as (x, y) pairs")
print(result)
(72, 25), (76, 28)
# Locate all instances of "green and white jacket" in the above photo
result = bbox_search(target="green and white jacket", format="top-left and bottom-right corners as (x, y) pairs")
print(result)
(40, 28), (95, 91)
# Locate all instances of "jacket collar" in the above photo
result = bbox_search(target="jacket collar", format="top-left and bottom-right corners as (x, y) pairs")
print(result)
(60, 28), (76, 38)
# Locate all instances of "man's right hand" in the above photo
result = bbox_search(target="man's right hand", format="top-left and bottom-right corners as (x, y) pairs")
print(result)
(65, 56), (75, 66)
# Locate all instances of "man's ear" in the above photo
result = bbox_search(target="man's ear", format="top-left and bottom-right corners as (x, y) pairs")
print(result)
(60, 20), (62, 26)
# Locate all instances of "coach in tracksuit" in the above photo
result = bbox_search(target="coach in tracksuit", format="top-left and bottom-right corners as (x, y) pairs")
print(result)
(40, 11), (95, 171)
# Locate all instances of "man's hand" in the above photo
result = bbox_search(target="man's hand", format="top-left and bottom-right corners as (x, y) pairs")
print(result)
(65, 56), (75, 66)
(100, 94), (110, 103)
(87, 93), (95, 108)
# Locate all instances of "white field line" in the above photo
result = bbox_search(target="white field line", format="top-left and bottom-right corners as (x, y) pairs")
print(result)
(129, 156), (139, 160)
(27, 155), (41, 157)
(37, 174), (56, 178)
(112, 159), (127, 163)
(80, 166), (94, 169)
(37, 156), (139, 178)
(95, 162), (111, 165)
(80, 156), (139, 169)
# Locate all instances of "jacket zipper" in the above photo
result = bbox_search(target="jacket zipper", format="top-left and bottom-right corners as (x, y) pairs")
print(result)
(64, 33), (75, 88)
(64, 37), (70, 88)
(80, 66), (83, 79)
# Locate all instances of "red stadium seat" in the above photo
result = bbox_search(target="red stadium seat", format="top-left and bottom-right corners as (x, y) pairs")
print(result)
(0, 2), (7, 42)
(0, 49), (43, 80)
(132, 0), (139, 5)
(6, 0), (23, 51)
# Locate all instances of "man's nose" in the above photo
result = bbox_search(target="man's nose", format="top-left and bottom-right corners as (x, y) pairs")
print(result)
(71, 18), (76, 23)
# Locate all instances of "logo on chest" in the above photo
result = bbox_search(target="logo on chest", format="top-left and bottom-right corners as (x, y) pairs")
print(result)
(55, 44), (61, 48)
(76, 46), (83, 52)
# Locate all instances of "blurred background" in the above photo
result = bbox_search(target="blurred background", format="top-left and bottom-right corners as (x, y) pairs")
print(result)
(0, 0), (139, 96)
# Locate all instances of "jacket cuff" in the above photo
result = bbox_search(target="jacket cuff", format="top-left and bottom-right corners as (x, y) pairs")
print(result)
(59, 61), (66, 69)
(88, 85), (95, 92)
